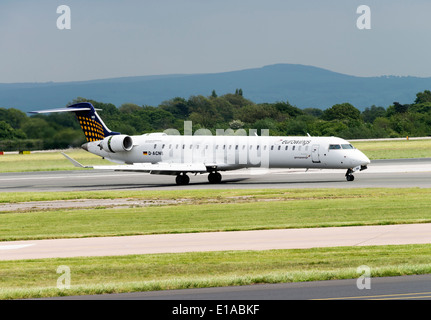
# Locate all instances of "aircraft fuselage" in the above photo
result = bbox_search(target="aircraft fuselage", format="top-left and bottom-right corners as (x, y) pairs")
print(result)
(83, 134), (370, 172)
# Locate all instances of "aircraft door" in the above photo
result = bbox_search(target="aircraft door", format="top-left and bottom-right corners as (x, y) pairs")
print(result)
(311, 144), (321, 163)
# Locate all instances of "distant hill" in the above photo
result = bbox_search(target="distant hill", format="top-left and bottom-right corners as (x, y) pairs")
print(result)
(2, 64), (431, 113)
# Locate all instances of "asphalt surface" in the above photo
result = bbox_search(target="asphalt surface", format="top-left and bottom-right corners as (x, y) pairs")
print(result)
(54, 274), (431, 300)
(1, 158), (431, 191)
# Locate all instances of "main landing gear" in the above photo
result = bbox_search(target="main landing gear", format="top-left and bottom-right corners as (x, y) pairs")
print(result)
(208, 172), (222, 184)
(175, 174), (190, 185)
(345, 168), (355, 182)
(175, 172), (223, 185)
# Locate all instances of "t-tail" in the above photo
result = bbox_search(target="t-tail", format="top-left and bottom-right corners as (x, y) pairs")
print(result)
(30, 102), (120, 142)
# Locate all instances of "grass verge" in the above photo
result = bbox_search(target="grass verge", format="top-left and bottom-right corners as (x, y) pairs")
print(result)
(0, 149), (106, 172)
(0, 188), (430, 241)
(1, 188), (430, 299)
(352, 139), (431, 159)
(1, 244), (431, 299)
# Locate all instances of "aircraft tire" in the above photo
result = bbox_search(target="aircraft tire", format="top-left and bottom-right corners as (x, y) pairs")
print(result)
(176, 174), (190, 185)
(208, 172), (222, 184)
(346, 175), (355, 182)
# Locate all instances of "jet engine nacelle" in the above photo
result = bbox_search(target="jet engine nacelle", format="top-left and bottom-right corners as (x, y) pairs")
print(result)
(101, 135), (133, 153)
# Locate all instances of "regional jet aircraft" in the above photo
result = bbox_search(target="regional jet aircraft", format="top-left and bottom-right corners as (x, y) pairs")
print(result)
(31, 102), (370, 185)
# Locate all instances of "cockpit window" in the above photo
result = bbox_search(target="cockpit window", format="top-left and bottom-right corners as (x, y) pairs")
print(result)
(329, 144), (341, 150)
(341, 144), (355, 149)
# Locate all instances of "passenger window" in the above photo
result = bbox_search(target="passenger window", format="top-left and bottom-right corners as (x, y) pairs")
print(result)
(285, 146), (288, 150)
(292, 146), (295, 151)
(278, 146), (281, 150)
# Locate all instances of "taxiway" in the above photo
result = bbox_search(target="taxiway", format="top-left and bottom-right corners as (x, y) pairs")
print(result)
(0, 158), (430, 192)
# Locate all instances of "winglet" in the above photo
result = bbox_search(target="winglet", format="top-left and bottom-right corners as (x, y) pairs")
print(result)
(61, 152), (93, 168)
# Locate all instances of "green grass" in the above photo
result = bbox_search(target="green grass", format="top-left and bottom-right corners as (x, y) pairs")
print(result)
(0, 149), (107, 172)
(352, 139), (431, 159)
(1, 188), (430, 241)
(1, 244), (431, 299)
(1, 183), (431, 298)
(0, 188), (430, 299)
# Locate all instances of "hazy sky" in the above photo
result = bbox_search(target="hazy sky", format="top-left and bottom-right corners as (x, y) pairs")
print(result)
(1, 0), (431, 83)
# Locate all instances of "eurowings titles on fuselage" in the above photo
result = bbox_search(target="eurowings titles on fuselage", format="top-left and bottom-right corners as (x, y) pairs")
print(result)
(31, 102), (370, 185)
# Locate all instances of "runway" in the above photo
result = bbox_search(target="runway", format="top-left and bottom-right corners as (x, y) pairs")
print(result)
(1, 158), (431, 192)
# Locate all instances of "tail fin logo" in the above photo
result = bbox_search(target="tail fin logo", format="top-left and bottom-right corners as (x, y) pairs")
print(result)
(77, 115), (105, 142)
(69, 102), (120, 142)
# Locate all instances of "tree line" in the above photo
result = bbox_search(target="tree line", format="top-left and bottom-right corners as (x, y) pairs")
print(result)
(1, 90), (431, 151)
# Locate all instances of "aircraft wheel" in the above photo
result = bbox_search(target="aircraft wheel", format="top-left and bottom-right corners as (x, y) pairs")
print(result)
(176, 174), (190, 185)
(346, 174), (355, 182)
(208, 172), (222, 184)
(345, 169), (355, 182)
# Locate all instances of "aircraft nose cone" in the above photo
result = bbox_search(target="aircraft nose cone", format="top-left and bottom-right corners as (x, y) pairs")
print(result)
(348, 151), (370, 167)
(361, 153), (371, 165)
(356, 152), (370, 166)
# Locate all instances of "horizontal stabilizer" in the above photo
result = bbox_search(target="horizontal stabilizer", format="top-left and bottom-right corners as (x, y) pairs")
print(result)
(30, 107), (92, 114)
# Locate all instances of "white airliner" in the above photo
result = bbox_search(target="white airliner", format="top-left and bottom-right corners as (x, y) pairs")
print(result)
(31, 102), (370, 185)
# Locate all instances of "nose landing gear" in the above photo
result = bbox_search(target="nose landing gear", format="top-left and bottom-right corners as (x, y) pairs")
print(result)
(345, 168), (355, 181)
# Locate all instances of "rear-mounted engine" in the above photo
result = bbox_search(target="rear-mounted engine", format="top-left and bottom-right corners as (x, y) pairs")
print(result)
(100, 135), (133, 153)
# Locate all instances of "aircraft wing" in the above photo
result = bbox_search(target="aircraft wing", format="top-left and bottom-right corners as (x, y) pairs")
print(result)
(61, 153), (207, 175)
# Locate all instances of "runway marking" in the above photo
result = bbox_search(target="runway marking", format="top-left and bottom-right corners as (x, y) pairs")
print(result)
(0, 244), (34, 250)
